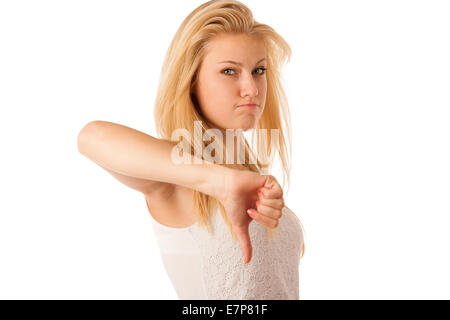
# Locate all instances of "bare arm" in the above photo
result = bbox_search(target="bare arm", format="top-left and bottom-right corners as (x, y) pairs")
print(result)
(77, 120), (231, 198)
(77, 120), (288, 264)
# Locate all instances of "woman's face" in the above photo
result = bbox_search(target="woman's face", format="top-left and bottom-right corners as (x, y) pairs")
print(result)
(192, 33), (267, 132)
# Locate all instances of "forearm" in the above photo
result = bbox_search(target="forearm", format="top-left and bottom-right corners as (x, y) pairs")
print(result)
(77, 120), (230, 198)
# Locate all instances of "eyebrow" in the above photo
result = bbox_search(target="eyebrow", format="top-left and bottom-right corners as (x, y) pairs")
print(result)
(217, 58), (266, 66)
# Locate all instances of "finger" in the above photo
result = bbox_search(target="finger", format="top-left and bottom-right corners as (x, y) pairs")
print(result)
(263, 175), (277, 189)
(257, 196), (284, 210)
(247, 208), (279, 229)
(255, 202), (283, 220)
(263, 175), (283, 194)
(234, 224), (253, 264)
(259, 185), (283, 199)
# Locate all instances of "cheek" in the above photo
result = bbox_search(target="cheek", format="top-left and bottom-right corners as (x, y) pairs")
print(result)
(258, 77), (267, 95)
(254, 78), (267, 109)
(202, 78), (236, 112)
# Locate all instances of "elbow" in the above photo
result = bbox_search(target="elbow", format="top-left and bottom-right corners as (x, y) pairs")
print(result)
(77, 121), (103, 155)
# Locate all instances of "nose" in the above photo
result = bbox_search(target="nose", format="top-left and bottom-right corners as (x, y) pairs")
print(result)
(240, 73), (258, 98)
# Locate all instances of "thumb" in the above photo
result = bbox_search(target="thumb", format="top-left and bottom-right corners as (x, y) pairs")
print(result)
(234, 223), (253, 264)
(263, 174), (275, 189)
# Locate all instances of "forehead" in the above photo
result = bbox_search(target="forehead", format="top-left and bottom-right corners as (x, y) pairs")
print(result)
(203, 33), (266, 64)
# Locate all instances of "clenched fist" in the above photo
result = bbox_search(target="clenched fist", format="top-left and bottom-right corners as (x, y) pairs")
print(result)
(215, 169), (285, 264)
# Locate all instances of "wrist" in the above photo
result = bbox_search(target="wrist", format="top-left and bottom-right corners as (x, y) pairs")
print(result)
(201, 163), (233, 201)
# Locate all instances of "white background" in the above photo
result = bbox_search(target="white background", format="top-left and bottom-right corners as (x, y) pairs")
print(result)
(0, 0), (449, 299)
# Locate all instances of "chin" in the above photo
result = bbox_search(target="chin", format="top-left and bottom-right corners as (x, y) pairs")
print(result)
(242, 124), (257, 132)
(241, 119), (259, 131)
(221, 118), (258, 132)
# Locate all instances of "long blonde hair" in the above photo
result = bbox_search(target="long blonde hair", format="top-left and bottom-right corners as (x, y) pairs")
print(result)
(154, 0), (292, 241)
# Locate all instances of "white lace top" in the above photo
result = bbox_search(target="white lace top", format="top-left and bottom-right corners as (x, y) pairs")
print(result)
(144, 194), (305, 300)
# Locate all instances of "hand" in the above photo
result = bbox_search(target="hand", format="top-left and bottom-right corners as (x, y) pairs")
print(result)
(216, 169), (284, 264)
(247, 178), (284, 229)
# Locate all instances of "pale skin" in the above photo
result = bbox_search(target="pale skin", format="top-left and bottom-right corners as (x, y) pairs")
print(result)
(193, 33), (267, 165)
(77, 33), (285, 264)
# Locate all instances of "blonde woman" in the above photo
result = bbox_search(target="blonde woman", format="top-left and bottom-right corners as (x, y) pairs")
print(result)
(77, 0), (305, 300)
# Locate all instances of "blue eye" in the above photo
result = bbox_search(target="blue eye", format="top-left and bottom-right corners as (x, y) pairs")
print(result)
(222, 67), (267, 76)
(254, 67), (267, 75)
(223, 68), (235, 75)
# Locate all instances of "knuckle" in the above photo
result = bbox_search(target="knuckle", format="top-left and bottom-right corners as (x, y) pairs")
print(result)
(276, 210), (282, 219)
(272, 220), (279, 228)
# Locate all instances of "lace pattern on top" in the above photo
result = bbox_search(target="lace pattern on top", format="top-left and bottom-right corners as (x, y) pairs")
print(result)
(188, 206), (304, 300)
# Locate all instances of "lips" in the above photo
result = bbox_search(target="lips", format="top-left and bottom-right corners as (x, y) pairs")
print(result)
(238, 103), (258, 107)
